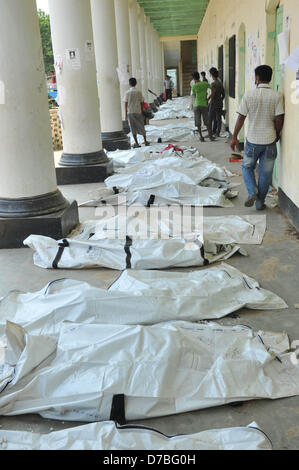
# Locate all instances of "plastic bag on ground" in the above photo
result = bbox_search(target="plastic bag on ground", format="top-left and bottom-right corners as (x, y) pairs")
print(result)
(81, 182), (234, 208)
(0, 421), (272, 450)
(71, 214), (266, 245)
(104, 156), (232, 190)
(23, 234), (243, 270)
(0, 320), (298, 422)
(0, 263), (287, 337)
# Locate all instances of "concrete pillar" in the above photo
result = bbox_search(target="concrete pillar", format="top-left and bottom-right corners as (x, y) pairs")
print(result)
(152, 28), (161, 102)
(161, 42), (166, 96)
(156, 32), (164, 96)
(137, 7), (149, 103)
(150, 27), (159, 106)
(91, 0), (130, 150)
(0, 0), (78, 248)
(129, 0), (141, 83)
(145, 20), (157, 111)
(49, 0), (109, 185)
(145, 19), (153, 97)
(114, 0), (132, 132)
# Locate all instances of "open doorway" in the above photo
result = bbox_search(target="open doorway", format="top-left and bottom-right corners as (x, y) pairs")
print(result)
(166, 68), (178, 97)
(218, 45), (224, 83)
(224, 38), (230, 130)
(238, 24), (246, 144)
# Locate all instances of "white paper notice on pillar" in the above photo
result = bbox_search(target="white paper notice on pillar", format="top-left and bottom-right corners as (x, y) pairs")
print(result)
(278, 31), (290, 65)
(0, 81), (5, 105)
(57, 86), (66, 106)
(57, 110), (64, 130)
(85, 40), (94, 62)
(285, 45), (299, 72)
(54, 55), (63, 75)
(117, 63), (130, 84)
(66, 49), (81, 70)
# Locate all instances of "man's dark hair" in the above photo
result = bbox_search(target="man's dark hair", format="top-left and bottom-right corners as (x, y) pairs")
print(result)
(255, 65), (273, 83)
(201, 71), (206, 77)
(129, 77), (137, 86)
(193, 71), (200, 80)
(209, 67), (219, 78)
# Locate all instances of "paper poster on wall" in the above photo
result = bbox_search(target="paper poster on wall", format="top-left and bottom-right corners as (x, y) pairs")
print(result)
(54, 55), (63, 75)
(0, 81), (5, 105)
(261, 44), (265, 64)
(57, 86), (66, 106)
(66, 49), (81, 70)
(85, 40), (94, 62)
(117, 63), (130, 84)
(285, 45), (299, 72)
(277, 31), (290, 65)
(296, 71), (299, 98)
(57, 110), (64, 130)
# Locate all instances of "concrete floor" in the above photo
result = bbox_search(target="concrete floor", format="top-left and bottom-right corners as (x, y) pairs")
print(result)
(0, 117), (299, 449)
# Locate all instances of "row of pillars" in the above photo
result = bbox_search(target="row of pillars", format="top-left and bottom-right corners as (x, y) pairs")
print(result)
(0, 0), (165, 248)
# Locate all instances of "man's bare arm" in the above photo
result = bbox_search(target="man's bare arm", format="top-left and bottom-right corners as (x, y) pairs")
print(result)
(274, 114), (284, 141)
(230, 114), (246, 151)
(208, 86), (216, 103)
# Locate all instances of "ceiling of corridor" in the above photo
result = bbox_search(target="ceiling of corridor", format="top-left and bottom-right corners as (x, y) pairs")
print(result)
(137, 0), (210, 37)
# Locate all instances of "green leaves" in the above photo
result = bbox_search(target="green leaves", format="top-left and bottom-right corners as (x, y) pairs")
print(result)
(38, 9), (54, 75)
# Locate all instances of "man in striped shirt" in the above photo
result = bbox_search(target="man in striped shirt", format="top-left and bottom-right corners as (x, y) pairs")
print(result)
(231, 65), (284, 210)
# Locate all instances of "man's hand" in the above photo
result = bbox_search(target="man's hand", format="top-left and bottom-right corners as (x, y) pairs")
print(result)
(230, 136), (239, 151)
(230, 114), (246, 151)
(275, 115), (284, 142)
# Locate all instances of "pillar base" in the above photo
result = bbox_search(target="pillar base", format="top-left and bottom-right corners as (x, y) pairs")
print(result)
(56, 161), (113, 185)
(59, 150), (108, 167)
(123, 120), (131, 135)
(0, 189), (69, 218)
(0, 200), (79, 249)
(102, 131), (131, 151)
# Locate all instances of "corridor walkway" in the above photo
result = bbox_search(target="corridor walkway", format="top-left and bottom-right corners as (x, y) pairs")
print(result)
(0, 114), (298, 449)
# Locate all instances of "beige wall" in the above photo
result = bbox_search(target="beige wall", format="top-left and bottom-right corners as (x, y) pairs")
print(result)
(197, 0), (299, 208)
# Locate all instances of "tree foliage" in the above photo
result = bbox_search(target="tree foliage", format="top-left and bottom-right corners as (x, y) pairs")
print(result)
(38, 9), (54, 76)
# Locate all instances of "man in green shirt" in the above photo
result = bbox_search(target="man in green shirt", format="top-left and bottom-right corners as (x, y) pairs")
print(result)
(192, 72), (213, 142)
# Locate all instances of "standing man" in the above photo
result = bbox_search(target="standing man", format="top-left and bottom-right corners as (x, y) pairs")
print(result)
(231, 65), (284, 210)
(208, 67), (225, 137)
(201, 71), (208, 82)
(124, 78), (150, 148)
(190, 72), (196, 110)
(164, 75), (174, 101)
(50, 70), (56, 85)
(192, 72), (213, 142)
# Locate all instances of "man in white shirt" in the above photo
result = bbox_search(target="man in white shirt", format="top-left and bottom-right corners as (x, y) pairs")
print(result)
(190, 72), (196, 110)
(124, 78), (150, 148)
(164, 75), (174, 100)
(231, 65), (284, 210)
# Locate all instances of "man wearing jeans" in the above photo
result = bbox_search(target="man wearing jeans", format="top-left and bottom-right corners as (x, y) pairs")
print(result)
(231, 65), (284, 210)
(192, 72), (213, 142)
